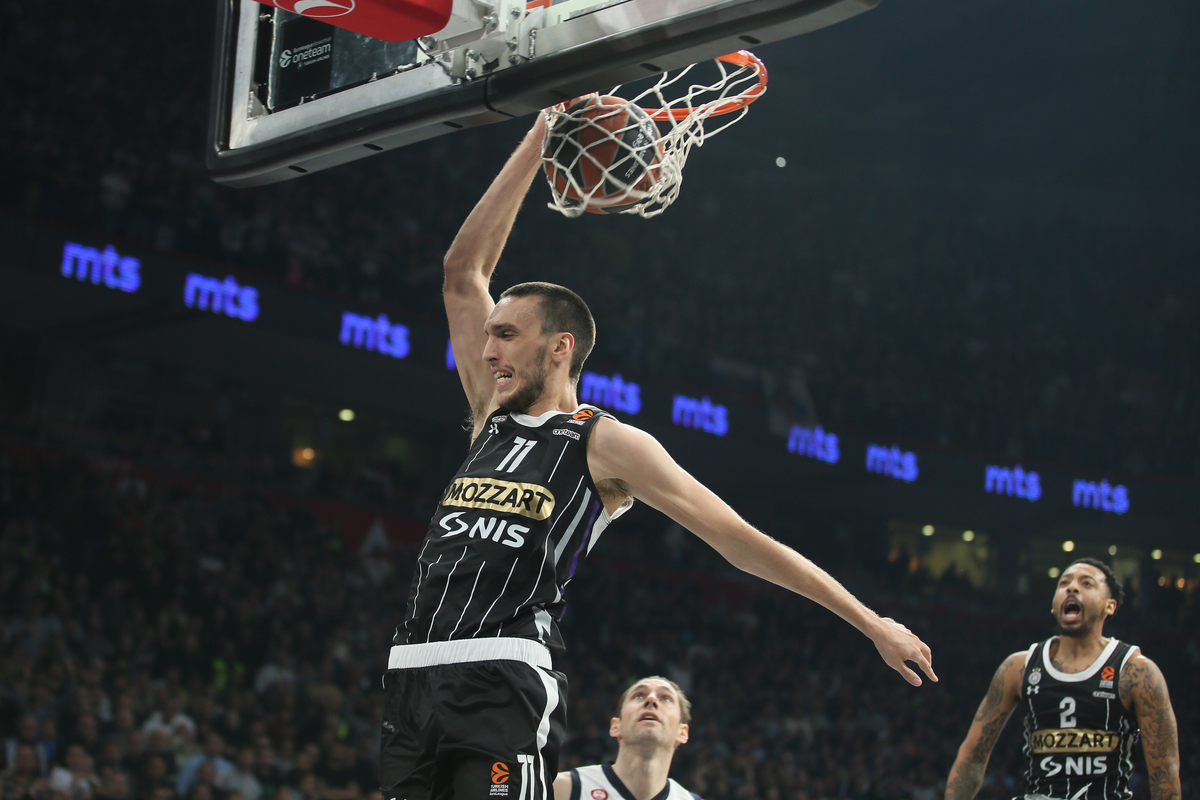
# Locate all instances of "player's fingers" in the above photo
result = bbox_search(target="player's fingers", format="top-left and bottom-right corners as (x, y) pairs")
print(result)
(894, 661), (922, 687)
(913, 649), (938, 683)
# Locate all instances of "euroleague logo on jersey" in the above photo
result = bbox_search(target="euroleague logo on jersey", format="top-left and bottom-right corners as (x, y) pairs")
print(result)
(1100, 666), (1115, 682)
(572, 408), (596, 421)
(280, 0), (355, 18)
(591, 791), (608, 800)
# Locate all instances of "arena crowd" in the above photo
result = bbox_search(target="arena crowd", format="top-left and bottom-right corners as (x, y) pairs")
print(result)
(0, 414), (1196, 800)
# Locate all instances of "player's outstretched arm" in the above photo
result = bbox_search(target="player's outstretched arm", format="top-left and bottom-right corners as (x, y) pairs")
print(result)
(587, 417), (936, 686)
(944, 651), (1024, 800)
(443, 115), (547, 430)
(1121, 654), (1180, 800)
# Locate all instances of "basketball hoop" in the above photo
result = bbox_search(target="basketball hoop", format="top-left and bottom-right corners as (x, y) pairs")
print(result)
(541, 51), (768, 219)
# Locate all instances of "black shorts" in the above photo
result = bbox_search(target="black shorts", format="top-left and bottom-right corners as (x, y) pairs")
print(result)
(380, 644), (567, 800)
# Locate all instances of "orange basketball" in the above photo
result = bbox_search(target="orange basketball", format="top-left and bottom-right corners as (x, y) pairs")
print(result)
(543, 95), (662, 214)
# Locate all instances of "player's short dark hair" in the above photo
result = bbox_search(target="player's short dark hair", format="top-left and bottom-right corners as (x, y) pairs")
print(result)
(499, 282), (595, 381)
(1066, 557), (1124, 610)
(614, 676), (692, 726)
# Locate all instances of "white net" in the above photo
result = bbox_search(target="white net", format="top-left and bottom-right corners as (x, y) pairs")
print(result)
(541, 51), (768, 219)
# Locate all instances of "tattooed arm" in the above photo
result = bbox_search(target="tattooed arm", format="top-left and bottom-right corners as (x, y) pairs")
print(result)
(944, 652), (1025, 800)
(1121, 653), (1181, 800)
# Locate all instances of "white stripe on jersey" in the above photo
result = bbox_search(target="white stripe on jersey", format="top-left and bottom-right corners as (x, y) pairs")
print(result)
(533, 668), (561, 800)
(426, 547), (469, 639)
(517, 477), (585, 611)
(547, 439), (570, 482)
(448, 559), (486, 637)
(473, 558), (520, 637)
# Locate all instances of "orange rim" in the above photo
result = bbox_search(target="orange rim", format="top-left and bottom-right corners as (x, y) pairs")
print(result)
(642, 50), (767, 121)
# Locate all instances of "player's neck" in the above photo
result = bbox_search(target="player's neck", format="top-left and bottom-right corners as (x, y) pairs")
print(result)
(1052, 630), (1109, 667)
(611, 747), (673, 800)
(518, 386), (578, 418)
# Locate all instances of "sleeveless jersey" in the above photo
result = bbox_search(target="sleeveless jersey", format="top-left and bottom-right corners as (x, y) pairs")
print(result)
(396, 405), (631, 660)
(1020, 637), (1139, 800)
(569, 763), (700, 800)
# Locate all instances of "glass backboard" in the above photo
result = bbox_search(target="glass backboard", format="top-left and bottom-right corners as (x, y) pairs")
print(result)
(207, 0), (880, 187)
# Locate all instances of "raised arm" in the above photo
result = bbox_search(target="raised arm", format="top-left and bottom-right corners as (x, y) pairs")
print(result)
(587, 417), (936, 686)
(1121, 653), (1180, 800)
(944, 652), (1025, 800)
(443, 115), (547, 431)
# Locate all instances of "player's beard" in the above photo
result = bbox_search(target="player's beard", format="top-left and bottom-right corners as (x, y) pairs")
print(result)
(1054, 611), (1093, 638)
(500, 344), (549, 414)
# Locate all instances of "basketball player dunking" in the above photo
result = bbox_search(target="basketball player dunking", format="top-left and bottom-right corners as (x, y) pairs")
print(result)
(553, 677), (698, 800)
(945, 558), (1180, 800)
(380, 114), (936, 800)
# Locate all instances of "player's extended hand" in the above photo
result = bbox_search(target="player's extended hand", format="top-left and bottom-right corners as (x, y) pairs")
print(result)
(871, 616), (937, 686)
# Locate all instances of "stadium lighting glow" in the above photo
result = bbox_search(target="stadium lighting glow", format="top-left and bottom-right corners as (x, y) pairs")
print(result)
(962, 530), (975, 542)
(1177, 578), (1186, 589)
(338, 409), (355, 422)
(775, 156), (786, 168)
(1151, 549), (1162, 560)
(1194, 553), (1200, 564)
(1062, 540), (1075, 552)
(1108, 545), (1118, 555)
(1048, 567), (1060, 578)
(922, 525), (934, 536)
(292, 447), (316, 467)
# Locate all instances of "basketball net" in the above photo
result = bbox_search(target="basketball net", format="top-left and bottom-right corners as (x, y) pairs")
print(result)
(541, 51), (768, 219)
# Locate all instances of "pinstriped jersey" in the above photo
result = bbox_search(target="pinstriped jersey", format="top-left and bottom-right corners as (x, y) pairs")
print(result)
(569, 763), (700, 800)
(1021, 637), (1138, 800)
(397, 405), (630, 659)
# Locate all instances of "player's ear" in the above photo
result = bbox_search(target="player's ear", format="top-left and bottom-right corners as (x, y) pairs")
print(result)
(609, 717), (620, 739)
(675, 724), (688, 747)
(552, 332), (573, 363)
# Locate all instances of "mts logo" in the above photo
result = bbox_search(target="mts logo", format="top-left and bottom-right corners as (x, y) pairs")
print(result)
(985, 464), (1042, 501)
(580, 372), (641, 414)
(672, 395), (728, 436)
(184, 273), (259, 321)
(865, 444), (918, 482)
(1072, 479), (1129, 514)
(61, 242), (140, 293)
(787, 424), (839, 464)
(340, 312), (409, 358)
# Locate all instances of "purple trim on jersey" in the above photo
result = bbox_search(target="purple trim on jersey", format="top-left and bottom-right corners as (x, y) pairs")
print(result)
(566, 500), (603, 582)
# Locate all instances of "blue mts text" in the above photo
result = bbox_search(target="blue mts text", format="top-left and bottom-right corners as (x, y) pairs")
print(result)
(580, 372), (641, 414)
(865, 444), (919, 482)
(671, 395), (728, 436)
(984, 464), (1041, 501)
(340, 312), (409, 358)
(183, 273), (259, 321)
(1072, 479), (1129, 514)
(61, 242), (140, 293)
(787, 424), (840, 464)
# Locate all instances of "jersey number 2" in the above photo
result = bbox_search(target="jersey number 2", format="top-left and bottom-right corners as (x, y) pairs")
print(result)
(497, 437), (537, 473)
(1059, 697), (1077, 728)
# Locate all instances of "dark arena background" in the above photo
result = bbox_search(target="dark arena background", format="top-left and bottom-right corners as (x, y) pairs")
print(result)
(0, 0), (1197, 799)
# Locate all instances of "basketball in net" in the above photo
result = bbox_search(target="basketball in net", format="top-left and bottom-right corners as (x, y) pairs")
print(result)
(542, 51), (768, 219)
(542, 96), (663, 215)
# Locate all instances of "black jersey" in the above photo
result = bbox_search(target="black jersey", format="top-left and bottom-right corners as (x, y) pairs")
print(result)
(1020, 637), (1138, 800)
(396, 405), (630, 660)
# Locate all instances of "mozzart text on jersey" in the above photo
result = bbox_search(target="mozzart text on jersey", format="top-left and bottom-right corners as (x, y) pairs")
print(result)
(441, 478), (556, 520)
